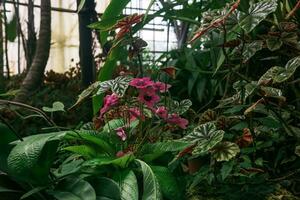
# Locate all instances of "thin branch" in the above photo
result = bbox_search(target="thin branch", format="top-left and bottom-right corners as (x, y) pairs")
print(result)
(0, 100), (59, 129)
(286, 0), (300, 20)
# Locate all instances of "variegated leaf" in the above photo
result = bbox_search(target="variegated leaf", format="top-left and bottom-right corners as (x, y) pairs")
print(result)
(111, 76), (132, 97)
(181, 122), (224, 155)
(173, 99), (192, 114)
(212, 142), (240, 162)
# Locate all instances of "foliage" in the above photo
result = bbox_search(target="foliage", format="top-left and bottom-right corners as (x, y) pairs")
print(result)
(1, 0), (300, 199)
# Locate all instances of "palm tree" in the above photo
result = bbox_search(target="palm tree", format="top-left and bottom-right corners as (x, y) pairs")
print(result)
(15, 0), (51, 102)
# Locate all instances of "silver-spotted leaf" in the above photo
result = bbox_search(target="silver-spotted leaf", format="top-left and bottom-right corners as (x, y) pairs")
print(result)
(181, 122), (224, 154)
(111, 76), (132, 97)
(212, 142), (240, 162)
(173, 99), (192, 114)
(238, 0), (278, 33)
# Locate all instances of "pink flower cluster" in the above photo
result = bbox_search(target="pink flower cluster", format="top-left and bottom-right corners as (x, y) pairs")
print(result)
(129, 77), (188, 129)
(129, 77), (171, 109)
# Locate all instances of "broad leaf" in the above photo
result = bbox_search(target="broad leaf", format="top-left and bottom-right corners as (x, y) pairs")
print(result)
(173, 99), (192, 114)
(151, 166), (182, 200)
(181, 122), (224, 154)
(135, 159), (161, 200)
(49, 178), (96, 200)
(212, 142), (240, 162)
(43, 101), (65, 112)
(258, 56), (300, 84)
(220, 160), (234, 180)
(68, 131), (114, 156)
(7, 132), (68, 184)
(83, 154), (134, 169)
(266, 37), (283, 51)
(238, 0), (278, 33)
(0, 123), (18, 173)
(241, 41), (263, 62)
(91, 177), (121, 200)
(64, 145), (99, 159)
(71, 82), (100, 108)
(111, 76), (132, 96)
(114, 170), (138, 200)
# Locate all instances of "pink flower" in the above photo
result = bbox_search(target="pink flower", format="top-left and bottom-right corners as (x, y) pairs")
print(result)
(129, 107), (145, 121)
(115, 127), (127, 141)
(166, 114), (189, 129)
(137, 87), (160, 108)
(100, 93), (119, 118)
(116, 151), (125, 157)
(153, 82), (171, 93)
(129, 77), (154, 89)
(155, 106), (168, 119)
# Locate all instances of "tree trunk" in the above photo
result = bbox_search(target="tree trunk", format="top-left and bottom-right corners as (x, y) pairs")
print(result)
(77, 0), (96, 87)
(0, 9), (4, 93)
(26, 0), (36, 69)
(14, 0), (51, 102)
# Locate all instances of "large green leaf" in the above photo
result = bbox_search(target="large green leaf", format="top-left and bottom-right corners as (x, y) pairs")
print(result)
(181, 122), (224, 154)
(68, 131), (114, 156)
(151, 166), (182, 200)
(49, 178), (96, 200)
(64, 145), (99, 159)
(238, 0), (278, 33)
(83, 154), (135, 169)
(135, 159), (161, 200)
(7, 132), (68, 184)
(91, 177), (121, 200)
(114, 170), (138, 200)
(0, 123), (18, 173)
(212, 142), (240, 162)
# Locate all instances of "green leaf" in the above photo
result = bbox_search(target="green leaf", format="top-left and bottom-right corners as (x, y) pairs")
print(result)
(71, 82), (101, 109)
(212, 142), (240, 162)
(64, 145), (99, 159)
(135, 159), (161, 200)
(266, 37), (283, 51)
(83, 154), (134, 169)
(143, 0), (156, 23)
(241, 41), (263, 62)
(91, 177), (121, 200)
(111, 76), (132, 97)
(42, 101), (65, 112)
(258, 56), (300, 84)
(49, 178), (96, 200)
(0, 123), (18, 173)
(151, 166), (182, 200)
(238, 0), (278, 33)
(7, 132), (68, 184)
(181, 122), (224, 154)
(173, 99), (192, 114)
(220, 160), (234, 180)
(114, 170), (138, 200)
(68, 132), (114, 156)
(0, 186), (21, 193)
(142, 141), (192, 154)
(20, 186), (47, 199)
